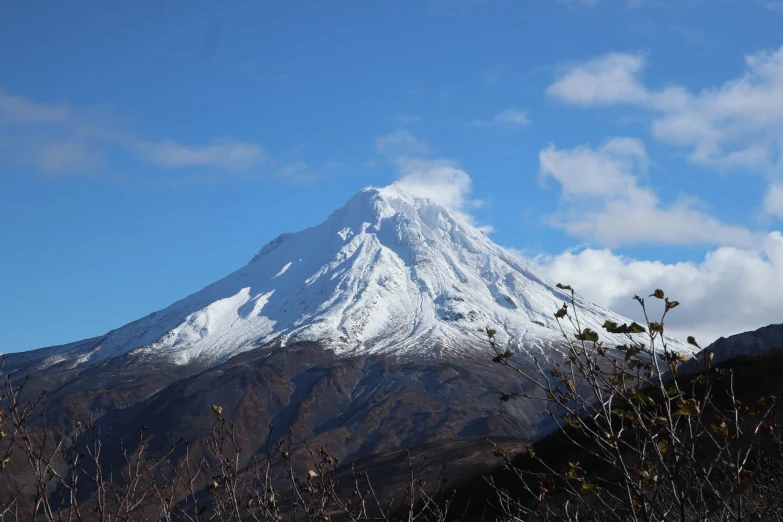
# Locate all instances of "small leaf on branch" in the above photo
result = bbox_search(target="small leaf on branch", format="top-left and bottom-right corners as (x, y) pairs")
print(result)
(575, 328), (599, 342)
(676, 398), (701, 418)
(580, 481), (601, 495)
(602, 320), (619, 331)
(712, 421), (729, 439)
(648, 322), (664, 334)
(628, 322), (646, 334)
(602, 321), (646, 334)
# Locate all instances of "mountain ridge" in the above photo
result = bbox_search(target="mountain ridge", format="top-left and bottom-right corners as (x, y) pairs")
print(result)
(12, 185), (674, 371)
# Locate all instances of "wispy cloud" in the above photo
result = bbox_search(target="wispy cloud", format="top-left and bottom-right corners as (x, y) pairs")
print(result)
(469, 108), (530, 128)
(273, 160), (321, 184)
(539, 137), (762, 247)
(374, 130), (492, 232)
(375, 130), (429, 157)
(35, 141), (104, 173)
(0, 90), (70, 124)
(394, 113), (422, 125)
(132, 138), (267, 170)
(0, 88), (281, 179)
(764, 184), (783, 218)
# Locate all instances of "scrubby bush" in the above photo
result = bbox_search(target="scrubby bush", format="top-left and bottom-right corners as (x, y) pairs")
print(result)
(486, 286), (783, 521)
(0, 362), (454, 522)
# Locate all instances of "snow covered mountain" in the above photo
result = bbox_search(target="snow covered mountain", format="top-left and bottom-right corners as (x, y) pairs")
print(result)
(16, 184), (656, 371)
(4, 180), (779, 502)
(3, 184), (709, 483)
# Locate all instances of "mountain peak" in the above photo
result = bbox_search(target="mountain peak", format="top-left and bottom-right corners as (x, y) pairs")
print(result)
(335, 183), (460, 228)
(251, 184), (466, 266)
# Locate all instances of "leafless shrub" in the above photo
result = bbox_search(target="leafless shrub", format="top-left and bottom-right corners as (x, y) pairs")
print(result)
(0, 356), (457, 522)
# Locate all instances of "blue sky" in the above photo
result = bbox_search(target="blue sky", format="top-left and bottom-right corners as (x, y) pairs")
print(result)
(2, 0), (783, 352)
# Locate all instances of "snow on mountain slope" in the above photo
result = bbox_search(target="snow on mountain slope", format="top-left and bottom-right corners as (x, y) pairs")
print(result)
(17, 185), (686, 369)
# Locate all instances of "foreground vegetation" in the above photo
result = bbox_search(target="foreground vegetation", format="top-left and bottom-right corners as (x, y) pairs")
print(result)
(1, 287), (781, 521)
(484, 286), (783, 521)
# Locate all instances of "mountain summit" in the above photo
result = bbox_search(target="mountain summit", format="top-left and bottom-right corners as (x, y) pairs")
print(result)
(18, 185), (652, 370)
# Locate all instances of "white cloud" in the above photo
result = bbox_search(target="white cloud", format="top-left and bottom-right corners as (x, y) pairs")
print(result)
(528, 231), (783, 345)
(539, 138), (762, 247)
(540, 137), (646, 199)
(274, 160), (317, 184)
(764, 183), (783, 218)
(0, 90), (70, 124)
(547, 53), (649, 105)
(375, 130), (492, 231)
(133, 138), (267, 170)
(395, 158), (475, 213)
(0, 130), (103, 175)
(375, 130), (429, 157)
(469, 108), (531, 128)
(35, 141), (103, 173)
(547, 47), (783, 173)
(0, 89), (271, 176)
